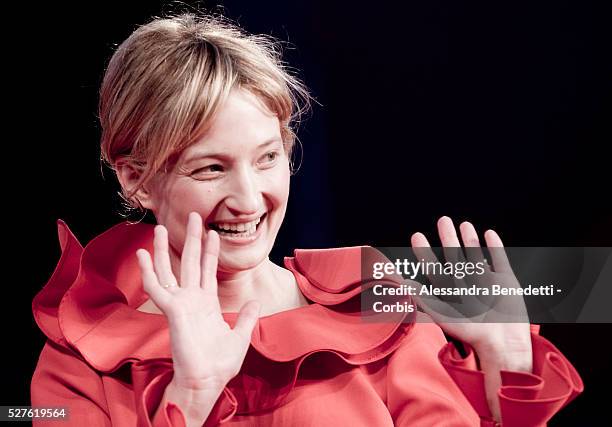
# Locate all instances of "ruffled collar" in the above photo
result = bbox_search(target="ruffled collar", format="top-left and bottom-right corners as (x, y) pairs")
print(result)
(33, 220), (415, 413)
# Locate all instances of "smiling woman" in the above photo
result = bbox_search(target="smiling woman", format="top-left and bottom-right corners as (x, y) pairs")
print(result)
(30, 10), (583, 427)
(116, 89), (294, 286)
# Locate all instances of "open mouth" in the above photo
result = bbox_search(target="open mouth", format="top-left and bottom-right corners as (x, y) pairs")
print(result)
(208, 212), (267, 238)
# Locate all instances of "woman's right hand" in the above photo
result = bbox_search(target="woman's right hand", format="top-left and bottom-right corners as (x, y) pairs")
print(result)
(136, 211), (261, 393)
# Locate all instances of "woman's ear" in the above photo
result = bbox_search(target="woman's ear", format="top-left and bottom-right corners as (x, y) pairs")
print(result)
(114, 158), (155, 210)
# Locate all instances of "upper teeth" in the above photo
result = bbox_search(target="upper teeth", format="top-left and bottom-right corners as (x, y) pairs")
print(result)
(215, 217), (261, 232)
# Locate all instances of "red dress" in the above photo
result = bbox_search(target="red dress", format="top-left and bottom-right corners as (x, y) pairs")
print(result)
(31, 220), (583, 426)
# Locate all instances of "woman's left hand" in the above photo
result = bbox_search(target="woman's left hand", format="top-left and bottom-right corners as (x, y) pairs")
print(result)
(411, 216), (533, 423)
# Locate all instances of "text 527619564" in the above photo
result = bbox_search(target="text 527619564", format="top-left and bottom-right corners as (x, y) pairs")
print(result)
(0, 406), (68, 421)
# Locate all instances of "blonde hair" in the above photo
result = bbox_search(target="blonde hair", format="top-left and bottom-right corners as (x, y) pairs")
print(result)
(99, 12), (312, 213)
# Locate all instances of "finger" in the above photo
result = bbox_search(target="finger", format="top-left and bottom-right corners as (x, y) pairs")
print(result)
(136, 249), (172, 309)
(410, 232), (438, 263)
(459, 221), (480, 247)
(458, 222), (497, 309)
(153, 225), (179, 290)
(410, 232), (442, 285)
(459, 221), (488, 267)
(233, 300), (261, 341)
(438, 216), (461, 246)
(201, 229), (220, 295)
(437, 216), (465, 264)
(180, 212), (203, 288)
(484, 229), (513, 273)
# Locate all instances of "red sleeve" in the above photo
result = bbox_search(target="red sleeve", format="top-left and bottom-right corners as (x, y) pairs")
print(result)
(31, 340), (112, 426)
(31, 340), (239, 427)
(386, 322), (483, 426)
(132, 360), (238, 427)
(131, 359), (186, 427)
(439, 325), (584, 427)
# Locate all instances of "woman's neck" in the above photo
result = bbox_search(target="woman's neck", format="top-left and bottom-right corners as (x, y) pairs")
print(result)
(214, 258), (308, 315)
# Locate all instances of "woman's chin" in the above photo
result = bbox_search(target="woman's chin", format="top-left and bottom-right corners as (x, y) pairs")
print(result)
(217, 249), (269, 275)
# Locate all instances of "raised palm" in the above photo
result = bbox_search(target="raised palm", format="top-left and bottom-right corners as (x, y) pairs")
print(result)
(136, 212), (260, 391)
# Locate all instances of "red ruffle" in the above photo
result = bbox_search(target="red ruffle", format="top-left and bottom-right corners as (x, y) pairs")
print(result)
(33, 220), (584, 426)
(33, 221), (415, 425)
(440, 324), (584, 427)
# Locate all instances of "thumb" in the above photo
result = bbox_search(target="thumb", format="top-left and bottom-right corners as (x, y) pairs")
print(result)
(233, 300), (261, 341)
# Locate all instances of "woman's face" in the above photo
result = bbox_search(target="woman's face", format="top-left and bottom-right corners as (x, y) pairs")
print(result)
(146, 88), (291, 274)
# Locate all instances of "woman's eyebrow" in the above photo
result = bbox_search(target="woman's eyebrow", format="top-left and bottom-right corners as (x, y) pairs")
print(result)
(184, 137), (282, 163)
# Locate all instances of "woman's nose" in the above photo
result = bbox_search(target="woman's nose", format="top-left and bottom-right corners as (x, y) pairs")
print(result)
(225, 165), (261, 215)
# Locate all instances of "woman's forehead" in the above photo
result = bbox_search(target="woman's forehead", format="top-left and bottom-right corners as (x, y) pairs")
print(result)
(175, 88), (282, 161)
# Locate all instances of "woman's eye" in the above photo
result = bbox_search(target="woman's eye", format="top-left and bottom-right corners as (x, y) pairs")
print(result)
(260, 151), (279, 165)
(192, 164), (223, 176)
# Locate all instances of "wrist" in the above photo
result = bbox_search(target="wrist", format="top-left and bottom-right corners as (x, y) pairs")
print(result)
(473, 340), (533, 373)
(167, 377), (226, 404)
(163, 378), (226, 425)
(170, 374), (227, 394)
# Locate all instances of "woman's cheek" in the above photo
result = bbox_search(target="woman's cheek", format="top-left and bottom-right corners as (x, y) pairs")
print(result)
(175, 180), (219, 212)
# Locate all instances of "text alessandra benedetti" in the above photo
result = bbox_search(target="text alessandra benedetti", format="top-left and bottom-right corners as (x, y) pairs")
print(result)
(373, 283), (557, 296)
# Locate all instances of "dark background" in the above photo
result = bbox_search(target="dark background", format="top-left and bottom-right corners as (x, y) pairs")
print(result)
(4, 0), (610, 425)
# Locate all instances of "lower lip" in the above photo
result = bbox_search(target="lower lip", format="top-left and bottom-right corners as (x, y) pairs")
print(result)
(211, 215), (266, 246)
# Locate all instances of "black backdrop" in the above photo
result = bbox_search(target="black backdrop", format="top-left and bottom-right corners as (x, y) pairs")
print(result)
(4, 1), (610, 425)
